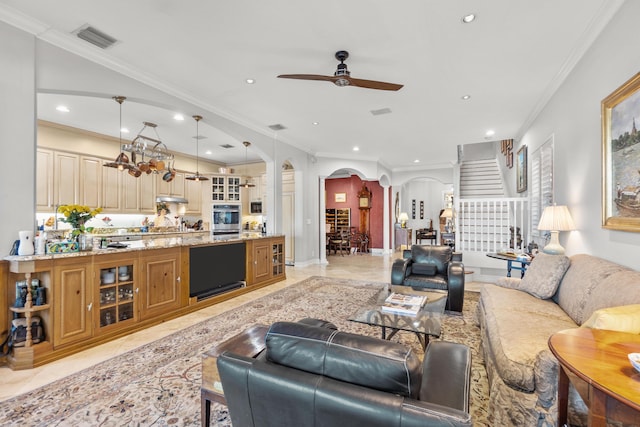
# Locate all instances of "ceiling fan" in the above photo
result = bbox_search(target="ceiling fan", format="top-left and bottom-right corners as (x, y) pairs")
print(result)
(277, 50), (403, 91)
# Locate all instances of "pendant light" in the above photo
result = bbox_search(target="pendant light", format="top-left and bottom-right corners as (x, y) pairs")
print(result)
(186, 115), (209, 181)
(241, 141), (256, 188)
(104, 96), (132, 171)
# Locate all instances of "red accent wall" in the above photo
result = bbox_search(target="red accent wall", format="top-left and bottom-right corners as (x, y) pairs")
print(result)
(325, 176), (384, 249)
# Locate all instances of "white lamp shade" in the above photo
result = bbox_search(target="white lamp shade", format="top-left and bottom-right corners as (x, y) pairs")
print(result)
(398, 212), (409, 222)
(537, 205), (575, 231)
(440, 208), (453, 219)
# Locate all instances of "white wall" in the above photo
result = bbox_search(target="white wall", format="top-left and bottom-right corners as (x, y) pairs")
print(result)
(519, 0), (640, 270)
(0, 23), (36, 254)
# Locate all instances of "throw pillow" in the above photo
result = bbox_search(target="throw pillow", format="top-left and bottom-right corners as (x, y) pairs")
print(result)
(518, 253), (570, 299)
(581, 304), (640, 333)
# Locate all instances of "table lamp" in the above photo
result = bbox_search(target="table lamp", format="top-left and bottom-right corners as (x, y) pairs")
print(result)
(537, 205), (576, 255)
(398, 212), (409, 228)
(440, 208), (454, 232)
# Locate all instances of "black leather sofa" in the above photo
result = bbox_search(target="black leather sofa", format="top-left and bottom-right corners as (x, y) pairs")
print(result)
(217, 320), (472, 427)
(391, 245), (465, 312)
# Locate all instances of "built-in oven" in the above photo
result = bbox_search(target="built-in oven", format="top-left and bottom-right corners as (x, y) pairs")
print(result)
(212, 203), (241, 236)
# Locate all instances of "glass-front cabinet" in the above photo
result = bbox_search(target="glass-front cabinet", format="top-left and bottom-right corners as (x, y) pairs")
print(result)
(212, 175), (241, 202)
(272, 240), (284, 276)
(96, 260), (137, 328)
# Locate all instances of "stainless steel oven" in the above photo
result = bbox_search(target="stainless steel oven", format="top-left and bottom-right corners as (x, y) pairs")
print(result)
(212, 204), (241, 236)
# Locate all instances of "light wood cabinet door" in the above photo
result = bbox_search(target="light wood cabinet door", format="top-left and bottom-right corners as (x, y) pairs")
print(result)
(139, 248), (181, 320)
(53, 260), (92, 347)
(139, 173), (156, 213)
(251, 240), (271, 284)
(156, 172), (186, 198)
(36, 148), (54, 211)
(80, 156), (102, 209)
(54, 151), (79, 206)
(121, 171), (141, 212)
(102, 166), (121, 211)
(184, 178), (202, 214)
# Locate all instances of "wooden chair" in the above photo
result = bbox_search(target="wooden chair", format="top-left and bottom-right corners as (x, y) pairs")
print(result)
(329, 230), (350, 256)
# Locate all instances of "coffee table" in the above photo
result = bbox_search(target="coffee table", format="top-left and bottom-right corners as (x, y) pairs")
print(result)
(349, 285), (447, 350)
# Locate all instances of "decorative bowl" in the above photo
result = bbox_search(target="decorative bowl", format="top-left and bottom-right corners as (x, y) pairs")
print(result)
(628, 353), (640, 373)
(119, 274), (130, 281)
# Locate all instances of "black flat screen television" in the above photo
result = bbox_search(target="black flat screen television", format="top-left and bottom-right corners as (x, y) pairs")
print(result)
(189, 242), (246, 299)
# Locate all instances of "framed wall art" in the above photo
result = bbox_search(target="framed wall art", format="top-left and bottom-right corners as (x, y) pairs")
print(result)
(335, 192), (346, 203)
(602, 72), (640, 232)
(516, 145), (527, 193)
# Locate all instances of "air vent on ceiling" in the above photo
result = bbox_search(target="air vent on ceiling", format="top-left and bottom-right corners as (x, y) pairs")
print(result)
(370, 107), (392, 116)
(268, 124), (287, 131)
(219, 144), (234, 149)
(73, 25), (118, 49)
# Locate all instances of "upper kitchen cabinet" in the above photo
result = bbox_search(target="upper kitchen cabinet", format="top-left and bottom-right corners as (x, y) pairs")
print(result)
(53, 151), (80, 207)
(121, 170), (156, 214)
(156, 171), (186, 198)
(80, 155), (103, 209)
(184, 178), (202, 214)
(211, 175), (241, 202)
(36, 148), (54, 210)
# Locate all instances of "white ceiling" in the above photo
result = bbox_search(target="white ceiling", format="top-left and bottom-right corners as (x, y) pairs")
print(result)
(0, 0), (621, 169)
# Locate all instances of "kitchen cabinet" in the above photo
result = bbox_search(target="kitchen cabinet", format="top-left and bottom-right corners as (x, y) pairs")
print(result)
(156, 171), (185, 198)
(36, 148), (54, 210)
(101, 165), (121, 211)
(79, 156), (103, 209)
(184, 177), (202, 214)
(121, 171), (157, 214)
(54, 151), (79, 206)
(52, 258), (92, 348)
(245, 236), (286, 286)
(94, 255), (137, 331)
(211, 175), (241, 202)
(139, 248), (181, 320)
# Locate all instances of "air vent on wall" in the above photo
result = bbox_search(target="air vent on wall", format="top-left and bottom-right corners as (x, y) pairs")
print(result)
(73, 25), (118, 49)
(219, 144), (234, 149)
(268, 124), (287, 131)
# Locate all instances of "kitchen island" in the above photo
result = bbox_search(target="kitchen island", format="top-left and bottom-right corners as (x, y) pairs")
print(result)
(2, 233), (285, 370)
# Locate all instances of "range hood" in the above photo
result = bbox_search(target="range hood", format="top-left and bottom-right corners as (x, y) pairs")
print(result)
(156, 196), (189, 204)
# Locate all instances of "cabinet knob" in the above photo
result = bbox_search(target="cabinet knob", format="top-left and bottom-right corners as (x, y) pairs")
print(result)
(176, 276), (181, 283)
(87, 302), (92, 312)
(135, 288), (139, 293)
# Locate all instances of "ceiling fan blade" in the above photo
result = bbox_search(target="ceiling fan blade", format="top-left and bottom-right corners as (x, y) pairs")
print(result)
(348, 77), (403, 91)
(277, 74), (335, 82)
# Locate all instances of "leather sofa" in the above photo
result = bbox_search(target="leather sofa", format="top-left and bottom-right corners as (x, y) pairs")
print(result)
(217, 320), (473, 427)
(391, 245), (465, 312)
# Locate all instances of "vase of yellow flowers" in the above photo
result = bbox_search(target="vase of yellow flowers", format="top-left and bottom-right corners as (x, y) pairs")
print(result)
(57, 204), (102, 250)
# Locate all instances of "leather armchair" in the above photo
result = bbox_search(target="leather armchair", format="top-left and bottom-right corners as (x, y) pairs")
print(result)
(218, 320), (472, 427)
(391, 245), (465, 312)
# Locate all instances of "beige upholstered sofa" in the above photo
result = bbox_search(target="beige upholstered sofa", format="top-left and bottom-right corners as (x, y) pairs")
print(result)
(476, 253), (640, 426)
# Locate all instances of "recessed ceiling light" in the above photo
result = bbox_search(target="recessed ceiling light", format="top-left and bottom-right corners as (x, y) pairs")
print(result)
(485, 130), (495, 137)
(56, 105), (69, 113)
(462, 13), (476, 23)
(312, 121), (319, 125)
(173, 114), (184, 121)
(246, 78), (255, 84)
(461, 94), (471, 100)
(353, 146), (360, 152)
(414, 159), (420, 163)
(205, 150), (212, 155)
(121, 127), (129, 134)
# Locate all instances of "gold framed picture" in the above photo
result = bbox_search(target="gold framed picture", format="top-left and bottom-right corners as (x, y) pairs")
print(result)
(602, 72), (640, 232)
(335, 192), (346, 203)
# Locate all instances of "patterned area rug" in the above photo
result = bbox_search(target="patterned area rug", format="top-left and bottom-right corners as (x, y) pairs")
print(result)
(0, 277), (489, 426)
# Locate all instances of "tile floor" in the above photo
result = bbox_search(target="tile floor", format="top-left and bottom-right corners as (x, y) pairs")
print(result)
(0, 252), (486, 401)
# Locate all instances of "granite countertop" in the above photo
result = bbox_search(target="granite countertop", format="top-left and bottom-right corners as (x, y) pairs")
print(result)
(4, 233), (280, 262)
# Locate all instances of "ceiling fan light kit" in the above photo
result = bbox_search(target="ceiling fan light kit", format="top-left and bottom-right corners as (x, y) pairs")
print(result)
(277, 50), (403, 91)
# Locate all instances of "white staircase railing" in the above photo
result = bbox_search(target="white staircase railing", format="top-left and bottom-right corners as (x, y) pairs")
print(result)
(456, 198), (530, 253)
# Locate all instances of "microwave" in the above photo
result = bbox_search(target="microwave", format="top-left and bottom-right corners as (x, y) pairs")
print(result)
(250, 201), (263, 214)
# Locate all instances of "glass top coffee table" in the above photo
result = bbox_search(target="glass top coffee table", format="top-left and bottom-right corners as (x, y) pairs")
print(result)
(349, 284), (448, 350)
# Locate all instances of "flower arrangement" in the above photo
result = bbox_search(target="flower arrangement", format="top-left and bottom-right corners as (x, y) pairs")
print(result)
(57, 204), (102, 235)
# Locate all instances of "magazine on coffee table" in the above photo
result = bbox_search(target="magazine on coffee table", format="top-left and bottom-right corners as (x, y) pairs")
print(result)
(381, 292), (427, 316)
